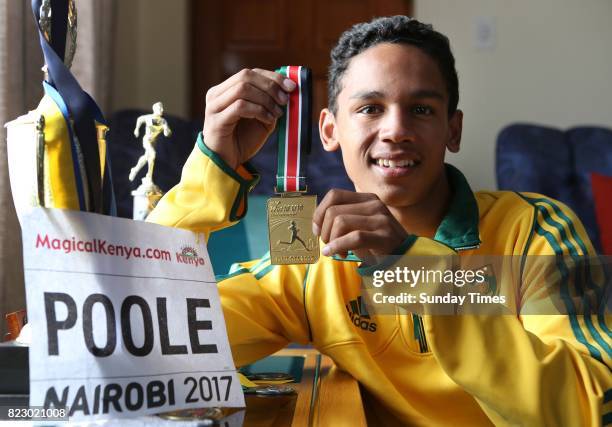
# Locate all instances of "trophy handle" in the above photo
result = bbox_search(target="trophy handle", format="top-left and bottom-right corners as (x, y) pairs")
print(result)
(38, 0), (51, 42)
(35, 114), (46, 207)
(39, 0), (77, 72)
(64, 0), (77, 69)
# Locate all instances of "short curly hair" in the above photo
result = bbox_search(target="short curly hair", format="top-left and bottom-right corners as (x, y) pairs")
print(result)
(328, 15), (459, 116)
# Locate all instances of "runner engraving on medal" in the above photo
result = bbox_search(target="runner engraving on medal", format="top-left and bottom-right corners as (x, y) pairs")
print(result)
(267, 195), (319, 265)
(278, 220), (308, 249)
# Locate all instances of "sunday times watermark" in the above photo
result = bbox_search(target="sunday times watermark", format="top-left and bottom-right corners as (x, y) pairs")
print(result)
(360, 255), (612, 315)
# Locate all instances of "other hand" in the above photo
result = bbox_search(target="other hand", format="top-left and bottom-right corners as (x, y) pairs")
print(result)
(312, 189), (409, 265)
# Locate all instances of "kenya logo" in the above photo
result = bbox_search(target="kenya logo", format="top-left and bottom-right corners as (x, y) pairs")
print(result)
(175, 246), (205, 267)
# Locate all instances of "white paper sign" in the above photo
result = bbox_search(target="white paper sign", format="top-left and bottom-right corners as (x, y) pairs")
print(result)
(21, 208), (245, 421)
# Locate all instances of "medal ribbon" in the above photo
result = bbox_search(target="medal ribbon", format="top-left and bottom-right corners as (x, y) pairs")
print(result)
(275, 66), (312, 193)
(31, 0), (116, 215)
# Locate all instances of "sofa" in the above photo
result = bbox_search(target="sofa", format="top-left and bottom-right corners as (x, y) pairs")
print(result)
(496, 123), (612, 254)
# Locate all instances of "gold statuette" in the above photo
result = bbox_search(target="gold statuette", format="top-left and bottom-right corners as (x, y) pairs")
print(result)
(267, 194), (319, 265)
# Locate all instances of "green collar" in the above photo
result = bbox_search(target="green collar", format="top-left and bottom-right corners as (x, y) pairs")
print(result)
(433, 164), (481, 250)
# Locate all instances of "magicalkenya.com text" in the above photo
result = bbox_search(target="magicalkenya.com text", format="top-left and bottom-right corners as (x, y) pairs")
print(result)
(35, 234), (172, 262)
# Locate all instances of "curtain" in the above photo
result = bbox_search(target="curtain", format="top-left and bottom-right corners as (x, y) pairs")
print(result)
(0, 1), (40, 338)
(70, 0), (118, 114)
(0, 0), (117, 337)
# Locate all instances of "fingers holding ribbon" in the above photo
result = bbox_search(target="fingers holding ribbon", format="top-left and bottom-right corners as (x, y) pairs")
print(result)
(203, 67), (297, 169)
(208, 82), (284, 119)
(206, 68), (295, 114)
(213, 99), (277, 129)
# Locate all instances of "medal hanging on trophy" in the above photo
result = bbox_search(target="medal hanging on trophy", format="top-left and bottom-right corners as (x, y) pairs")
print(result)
(267, 66), (320, 265)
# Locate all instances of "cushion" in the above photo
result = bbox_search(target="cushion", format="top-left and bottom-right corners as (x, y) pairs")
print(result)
(590, 173), (612, 255)
(496, 123), (573, 202)
(568, 126), (612, 252)
(497, 124), (612, 253)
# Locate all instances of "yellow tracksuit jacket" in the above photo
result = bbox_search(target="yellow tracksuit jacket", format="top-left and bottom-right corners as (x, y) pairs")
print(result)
(148, 134), (612, 426)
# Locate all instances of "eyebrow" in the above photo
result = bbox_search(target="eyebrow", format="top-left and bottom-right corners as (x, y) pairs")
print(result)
(349, 89), (445, 101)
(410, 89), (445, 100)
(349, 90), (385, 100)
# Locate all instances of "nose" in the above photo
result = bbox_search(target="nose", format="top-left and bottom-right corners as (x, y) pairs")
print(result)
(378, 107), (415, 144)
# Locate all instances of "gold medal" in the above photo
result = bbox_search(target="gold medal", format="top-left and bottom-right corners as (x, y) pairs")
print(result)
(267, 194), (319, 265)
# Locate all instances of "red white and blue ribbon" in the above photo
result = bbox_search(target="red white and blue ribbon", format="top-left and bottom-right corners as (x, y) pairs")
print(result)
(275, 66), (312, 193)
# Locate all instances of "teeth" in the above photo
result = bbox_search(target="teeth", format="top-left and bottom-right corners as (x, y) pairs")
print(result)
(375, 158), (416, 168)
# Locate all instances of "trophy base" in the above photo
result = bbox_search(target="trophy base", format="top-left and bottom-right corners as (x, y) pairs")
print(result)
(131, 178), (163, 221)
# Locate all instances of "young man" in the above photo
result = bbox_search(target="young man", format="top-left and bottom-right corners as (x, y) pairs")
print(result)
(148, 16), (611, 426)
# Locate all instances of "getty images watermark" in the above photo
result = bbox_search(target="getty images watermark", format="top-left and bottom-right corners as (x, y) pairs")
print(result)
(360, 255), (612, 316)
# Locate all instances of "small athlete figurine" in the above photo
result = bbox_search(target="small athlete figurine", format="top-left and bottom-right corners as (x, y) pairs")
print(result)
(129, 102), (172, 183)
(277, 220), (309, 250)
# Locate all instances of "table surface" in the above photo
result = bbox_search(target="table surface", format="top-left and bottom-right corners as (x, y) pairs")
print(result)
(240, 348), (367, 426)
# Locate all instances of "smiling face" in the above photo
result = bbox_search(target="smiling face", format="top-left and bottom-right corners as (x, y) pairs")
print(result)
(320, 42), (463, 210)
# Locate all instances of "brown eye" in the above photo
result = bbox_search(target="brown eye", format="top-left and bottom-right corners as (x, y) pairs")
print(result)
(413, 105), (433, 115)
(358, 105), (382, 115)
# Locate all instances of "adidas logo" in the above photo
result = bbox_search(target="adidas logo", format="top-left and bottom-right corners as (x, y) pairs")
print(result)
(346, 296), (377, 333)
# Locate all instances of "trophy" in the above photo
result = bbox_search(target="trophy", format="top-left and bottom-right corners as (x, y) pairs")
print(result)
(130, 102), (172, 221)
(4, 0), (113, 218)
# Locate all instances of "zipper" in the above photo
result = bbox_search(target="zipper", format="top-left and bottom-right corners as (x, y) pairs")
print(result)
(409, 242), (480, 353)
(454, 243), (481, 252)
(412, 314), (429, 353)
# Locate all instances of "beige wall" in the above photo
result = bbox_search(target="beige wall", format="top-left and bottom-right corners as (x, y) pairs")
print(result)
(111, 0), (189, 118)
(415, 0), (612, 190)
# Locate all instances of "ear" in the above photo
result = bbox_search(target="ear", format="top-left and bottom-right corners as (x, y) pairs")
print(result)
(446, 109), (463, 153)
(319, 108), (341, 152)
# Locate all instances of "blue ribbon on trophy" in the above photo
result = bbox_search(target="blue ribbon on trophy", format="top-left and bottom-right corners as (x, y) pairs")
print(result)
(29, 0), (116, 215)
